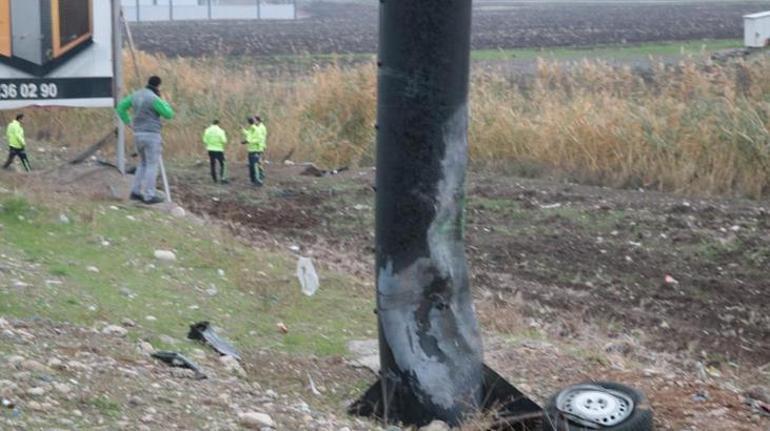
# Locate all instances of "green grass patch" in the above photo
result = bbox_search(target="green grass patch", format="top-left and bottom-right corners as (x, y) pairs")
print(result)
(0, 193), (373, 357)
(471, 39), (743, 62)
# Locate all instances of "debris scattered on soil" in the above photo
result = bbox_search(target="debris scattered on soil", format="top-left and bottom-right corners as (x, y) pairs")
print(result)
(188, 321), (241, 360)
(150, 351), (207, 380)
(297, 256), (319, 297)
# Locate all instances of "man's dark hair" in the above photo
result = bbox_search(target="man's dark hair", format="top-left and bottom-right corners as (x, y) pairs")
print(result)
(212, 120), (219, 125)
(254, 115), (262, 123)
(15, 113), (24, 121)
(148, 76), (162, 88)
(247, 117), (255, 125)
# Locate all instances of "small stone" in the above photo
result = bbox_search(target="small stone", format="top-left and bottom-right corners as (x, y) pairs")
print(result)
(102, 325), (128, 337)
(6, 355), (25, 368)
(121, 318), (137, 328)
(53, 383), (72, 395)
(67, 361), (88, 372)
(145, 316), (157, 322)
(137, 341), (154, 355)
(59, 214), (70, 224)
(170, 206), (186, 218)
(745, 386), (770, 404)
(86, 266), (100, 273)
(238, 412), (275, 429)
(154, 250), (177, 262)
(219, 355), (246, 378)
(420, 420), (449, 431)
(47, 358), (66, 371)
(20, 359), (51, 373)
(27, 387), (47, 397)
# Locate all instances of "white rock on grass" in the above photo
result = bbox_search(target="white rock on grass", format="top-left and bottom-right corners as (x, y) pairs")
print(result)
(154, 250), (177, 262)
(420, 420), (450, 431)
(137, 341), (155, 355)
(27, 387), (47, 397)
(86, 266), (100, 273)
(238, 412), (275, 429)
(58, 214), (70, 224)
(102, 325), (128, 337)
(170, 206), (186, 218)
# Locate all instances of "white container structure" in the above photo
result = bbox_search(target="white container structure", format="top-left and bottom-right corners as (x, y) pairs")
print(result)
(744, 11), (770, 48)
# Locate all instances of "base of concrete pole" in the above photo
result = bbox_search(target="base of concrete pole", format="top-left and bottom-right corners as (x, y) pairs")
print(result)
(350, 365), (553, 430)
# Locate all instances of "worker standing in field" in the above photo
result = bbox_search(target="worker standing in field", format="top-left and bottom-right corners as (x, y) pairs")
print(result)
(203, 120), (228, 184)
(116, 76), (175, 205)
(241, 116), (267, 186)
(2, 114), (31, 172)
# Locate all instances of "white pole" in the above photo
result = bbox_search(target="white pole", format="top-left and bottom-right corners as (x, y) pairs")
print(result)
(159, 155), (172, 203)
(112, 0), (126, 174)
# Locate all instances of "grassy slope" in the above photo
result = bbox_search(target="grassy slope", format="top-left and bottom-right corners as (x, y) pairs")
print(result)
(0, 189), (374, 358)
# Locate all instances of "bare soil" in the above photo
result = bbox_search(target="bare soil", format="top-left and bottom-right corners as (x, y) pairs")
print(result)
(170, 161), (770, 429)
(174, 162), (770, 372)
(129, 2), (770, 57)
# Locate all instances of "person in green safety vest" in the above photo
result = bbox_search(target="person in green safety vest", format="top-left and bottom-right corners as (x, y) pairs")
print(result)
(3, 114), (31, 172)
(241, 116), (267, 187)
(203, 119), (228, 184)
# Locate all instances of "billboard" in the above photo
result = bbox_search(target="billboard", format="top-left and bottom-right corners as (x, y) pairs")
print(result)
(0, 0), (114, 109)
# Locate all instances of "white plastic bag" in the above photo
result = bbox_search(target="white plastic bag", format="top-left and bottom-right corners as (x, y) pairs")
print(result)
(296, 256), (319, 297)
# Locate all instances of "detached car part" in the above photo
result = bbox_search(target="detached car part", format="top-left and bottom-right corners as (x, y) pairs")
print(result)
(188, 321), (241, 360)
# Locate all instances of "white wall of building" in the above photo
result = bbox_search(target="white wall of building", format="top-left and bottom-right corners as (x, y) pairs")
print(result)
(744, 11), (770, 48)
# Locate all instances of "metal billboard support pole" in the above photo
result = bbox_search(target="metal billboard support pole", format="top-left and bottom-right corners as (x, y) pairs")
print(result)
(257, 0), (261, 20)
(112, 0), (126, 175)
(350, 0), (549, 429)
(135, 0), (141, 22)
(208, 0), (213, 20)
(169, 0), (174, 21)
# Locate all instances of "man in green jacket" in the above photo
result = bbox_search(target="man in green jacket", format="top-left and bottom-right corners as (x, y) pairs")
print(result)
(203, 120), (228, 183)
(241, 116), (267, 186)
(116, 76), (175, 204)
(3, 114), (31, 172)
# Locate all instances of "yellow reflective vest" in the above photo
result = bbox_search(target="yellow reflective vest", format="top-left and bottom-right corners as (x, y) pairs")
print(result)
(203, 124), (227, 152)
(6, 120), (25, 149)
(242, 123), (267, 153)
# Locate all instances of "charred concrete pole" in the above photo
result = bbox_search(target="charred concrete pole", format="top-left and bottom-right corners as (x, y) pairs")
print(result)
(374, 0), (481, 426)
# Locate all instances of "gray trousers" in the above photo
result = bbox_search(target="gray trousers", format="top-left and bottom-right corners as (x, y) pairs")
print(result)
(131, 132), (162, 200)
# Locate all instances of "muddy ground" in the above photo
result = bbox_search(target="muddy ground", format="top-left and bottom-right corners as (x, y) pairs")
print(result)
(174, 163), (770, 372)
(130, 1), (770, 57)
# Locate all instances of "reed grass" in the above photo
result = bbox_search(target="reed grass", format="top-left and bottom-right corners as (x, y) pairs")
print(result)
(5, 50), (770, 198)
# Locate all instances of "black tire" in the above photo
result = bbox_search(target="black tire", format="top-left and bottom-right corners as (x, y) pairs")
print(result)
(544, 381), (653, 431)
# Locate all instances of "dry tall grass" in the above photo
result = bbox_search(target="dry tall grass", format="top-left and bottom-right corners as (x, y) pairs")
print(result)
(5, 51), (770, 198)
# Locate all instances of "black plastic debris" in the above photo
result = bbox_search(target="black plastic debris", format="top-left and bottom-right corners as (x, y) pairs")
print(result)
(151, 351), (207, 380)
(188, 321), (241, 360)
(300, 164), (349, 178)
(351, 365), (550, 430)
